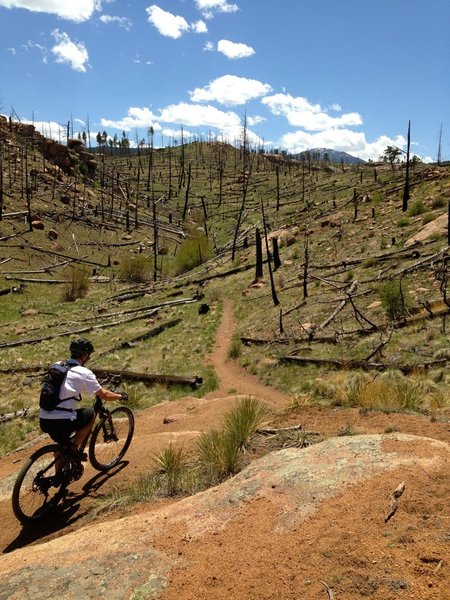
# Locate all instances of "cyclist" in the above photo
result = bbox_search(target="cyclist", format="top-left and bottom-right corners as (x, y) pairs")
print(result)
(39, 338), (126, 453)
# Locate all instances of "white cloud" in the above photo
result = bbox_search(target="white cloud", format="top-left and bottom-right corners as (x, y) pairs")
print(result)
(51, 30), (89, 72)
(203, 41), (215, 51)
(262, 93), (362, 131)
(160, 102), (240, 130)
(0, 0), (100, 22)
(195, 0), (239, 19)
(7, 47), (16, 54)
(99, 14), (132, 30)
(23, 119), (66, 141)
(146, 5), (189, 39)
(190, 75), (272, 106)
(217, 39), (254, 59)
(100, 106), (161, 132)
(159, 102), (264, 144)
(279, 128), (407, 162)
(191, 19), (207, 33)
(247, 115), (265, 126)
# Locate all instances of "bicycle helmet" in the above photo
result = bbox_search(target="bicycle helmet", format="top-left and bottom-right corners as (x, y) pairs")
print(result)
(69, 338), (94, 357)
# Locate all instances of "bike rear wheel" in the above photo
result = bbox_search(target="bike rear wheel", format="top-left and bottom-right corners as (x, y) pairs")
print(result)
(89, 406), (134, 471)
(12, 444), (67, 523)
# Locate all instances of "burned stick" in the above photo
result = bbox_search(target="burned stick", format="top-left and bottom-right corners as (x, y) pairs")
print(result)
(385, 481), (406, 523)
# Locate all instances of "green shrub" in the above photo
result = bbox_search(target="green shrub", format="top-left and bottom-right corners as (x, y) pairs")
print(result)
(223, 396), (269, 450)
(119, 254), (150, 283)
(153, 442), (189, 496)
(431, 196), (445, 209)
(421, 212), (434, 225)
(175, 233), (211, 275)
(408, 199), (426, 216)
(228, 334), (242, 359)
(397, 217), (410, 228)
(197, 429), (241, 479)
(363, 257), (378, 268)
(378, 279), (411, 320)
(62, 265), (90, 301)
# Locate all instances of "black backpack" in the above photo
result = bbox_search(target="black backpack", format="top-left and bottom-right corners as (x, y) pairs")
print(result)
(39, 359), (79, 411)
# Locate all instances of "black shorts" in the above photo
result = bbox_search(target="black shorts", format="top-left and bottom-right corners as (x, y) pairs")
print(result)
(40, 408), (94, 444)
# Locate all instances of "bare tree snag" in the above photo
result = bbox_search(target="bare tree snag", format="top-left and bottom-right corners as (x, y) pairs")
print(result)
(255, 228), (263, 280)
(261, 197), (279, 306)
(272, 237), (281, 270)
(402, 120), (411, 212)
(303, 236), (309, 299)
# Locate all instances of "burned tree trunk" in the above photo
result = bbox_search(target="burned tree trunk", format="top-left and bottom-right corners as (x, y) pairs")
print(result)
(272, 237), (281, 271)
(402, 120), (411, 212)
(261, 197), (279, 306)
(255, 227), (263, 280)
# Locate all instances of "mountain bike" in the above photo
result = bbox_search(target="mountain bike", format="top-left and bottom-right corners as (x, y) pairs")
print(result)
(11, 395), (134, 524)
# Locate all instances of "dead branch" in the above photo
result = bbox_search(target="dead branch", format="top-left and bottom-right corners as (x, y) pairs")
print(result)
(321, 581), (335, 600)
(256, 424), (320, 436)
(317, 280), (358, 330)
(364, 331), (392, 361)
(0, 408), (30, 424)
(2, 261), (70, 274)
(385, 481), (406, 523)
(393, 250), (444, 277)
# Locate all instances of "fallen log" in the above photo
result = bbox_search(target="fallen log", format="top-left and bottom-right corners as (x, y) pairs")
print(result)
(241, 334), (338, 346)
(0, 408), (30, 424)
(280, 355), (449, 374)
(0, 308), (159, 349)
(97, 318), (182, 356)
(92, 368), (203, 388)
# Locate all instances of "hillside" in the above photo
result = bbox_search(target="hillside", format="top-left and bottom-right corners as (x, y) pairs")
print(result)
(0, 117), (449, 597)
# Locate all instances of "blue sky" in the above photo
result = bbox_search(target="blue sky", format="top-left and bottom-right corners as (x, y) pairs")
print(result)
(0, 0), (448, 161)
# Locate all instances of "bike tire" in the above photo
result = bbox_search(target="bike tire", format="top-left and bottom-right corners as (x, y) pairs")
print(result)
(89, 405), (134, 471)
(12, 444), (67, 524)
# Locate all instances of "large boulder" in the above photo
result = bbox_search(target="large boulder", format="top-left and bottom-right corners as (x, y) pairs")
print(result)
(0, 434), (448, 599)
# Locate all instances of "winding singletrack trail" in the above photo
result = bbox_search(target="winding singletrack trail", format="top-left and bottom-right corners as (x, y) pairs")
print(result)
(0, 298), (449, 558)
(205, 298), (290, 407)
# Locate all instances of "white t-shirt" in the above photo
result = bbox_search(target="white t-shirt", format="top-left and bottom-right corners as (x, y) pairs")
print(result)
(39, 363), (102, 421)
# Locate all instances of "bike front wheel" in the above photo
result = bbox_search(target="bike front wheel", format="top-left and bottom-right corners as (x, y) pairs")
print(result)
(12, 444), (67, 523)
(89, 406), (134, 471)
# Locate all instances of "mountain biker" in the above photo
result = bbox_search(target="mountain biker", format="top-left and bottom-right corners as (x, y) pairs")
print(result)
(39, 338), (126, 453)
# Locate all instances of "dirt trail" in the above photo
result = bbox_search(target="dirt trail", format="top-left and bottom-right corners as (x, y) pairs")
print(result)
(0, 298), (449, 558)
(204, 298), (290, 407)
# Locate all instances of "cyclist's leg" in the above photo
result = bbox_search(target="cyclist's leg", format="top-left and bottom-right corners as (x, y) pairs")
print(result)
(72, 407), (95, 449)
(40, 417), (76, 473)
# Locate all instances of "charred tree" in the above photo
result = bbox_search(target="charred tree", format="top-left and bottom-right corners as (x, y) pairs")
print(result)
(255, 228), (263, 281)
(261, 197), (279, 306)
(272, 237), (281, 271)
(402, 120), (411, 212)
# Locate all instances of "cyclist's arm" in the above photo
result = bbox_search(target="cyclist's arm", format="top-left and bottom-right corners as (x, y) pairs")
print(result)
(96, 388), (124, 402)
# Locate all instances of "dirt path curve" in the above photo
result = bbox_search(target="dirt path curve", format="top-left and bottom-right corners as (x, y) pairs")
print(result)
(204, 298), (290, 407)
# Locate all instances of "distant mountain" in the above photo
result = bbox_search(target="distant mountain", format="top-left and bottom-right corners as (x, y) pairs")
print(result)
(291, 148), (365, 165)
